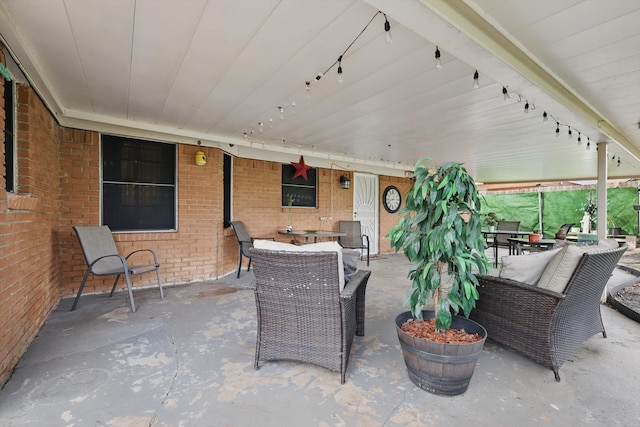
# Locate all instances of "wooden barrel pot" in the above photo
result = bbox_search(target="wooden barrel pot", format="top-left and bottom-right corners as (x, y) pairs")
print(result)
(395, 310), (487, 396)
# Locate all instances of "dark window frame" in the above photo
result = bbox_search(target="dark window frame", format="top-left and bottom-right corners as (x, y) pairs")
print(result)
(223, 153), (232, 228)
(3, 77), (15, 193)
(281, 164), (317, 208)
(101, 134), (177, 232)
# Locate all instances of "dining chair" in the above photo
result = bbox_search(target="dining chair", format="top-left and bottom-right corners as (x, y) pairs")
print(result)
(338, 220), (370, 266)
(494, 221), (520, 262)
(72, 225), (163, 312)
(230, 221), (274, 278)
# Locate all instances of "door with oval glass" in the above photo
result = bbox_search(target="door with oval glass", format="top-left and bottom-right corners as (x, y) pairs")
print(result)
(353, 173), (378, 256)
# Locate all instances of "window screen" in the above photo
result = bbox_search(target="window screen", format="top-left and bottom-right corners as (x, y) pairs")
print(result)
(102, 135), (176, 231)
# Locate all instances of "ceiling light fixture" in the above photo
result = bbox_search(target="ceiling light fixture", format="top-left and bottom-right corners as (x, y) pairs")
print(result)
(435, 46), (442, 69)
(473, 70), (479, 88)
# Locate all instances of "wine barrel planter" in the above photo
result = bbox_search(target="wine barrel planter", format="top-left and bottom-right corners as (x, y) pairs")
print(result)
(395, 310), (487, 396)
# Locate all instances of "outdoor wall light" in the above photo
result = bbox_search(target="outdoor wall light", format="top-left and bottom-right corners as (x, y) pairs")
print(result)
(195, 141), (207, 166)
(340, 174), (351, 189)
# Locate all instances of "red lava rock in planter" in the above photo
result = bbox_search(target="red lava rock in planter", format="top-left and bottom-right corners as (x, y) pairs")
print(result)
(400, 318), (482, 343)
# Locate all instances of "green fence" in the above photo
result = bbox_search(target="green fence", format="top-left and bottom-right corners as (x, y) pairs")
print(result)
(480, 187), (638, 238)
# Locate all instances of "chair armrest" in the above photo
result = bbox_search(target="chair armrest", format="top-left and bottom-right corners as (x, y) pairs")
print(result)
(362, 234), (370, 246)
(340, 270), (368, 299)
(126, 248), (159, 265)
(341, 269), (371, 336)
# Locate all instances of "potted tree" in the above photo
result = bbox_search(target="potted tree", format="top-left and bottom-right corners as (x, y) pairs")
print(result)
(483, 212), (502, 232)
(388, 158), (490, 396)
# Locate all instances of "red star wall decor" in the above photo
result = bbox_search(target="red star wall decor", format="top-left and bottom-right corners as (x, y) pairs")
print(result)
(291, 155), (311, 181)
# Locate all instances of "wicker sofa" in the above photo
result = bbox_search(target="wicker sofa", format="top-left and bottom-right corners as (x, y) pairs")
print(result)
(471, 243), (626, 381)
(250, 245), (371, 384)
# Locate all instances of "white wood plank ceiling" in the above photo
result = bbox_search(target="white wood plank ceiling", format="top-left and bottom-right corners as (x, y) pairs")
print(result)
(1, 0), (639, 184)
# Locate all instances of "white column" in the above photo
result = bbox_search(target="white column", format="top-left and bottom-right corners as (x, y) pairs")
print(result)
(596, 142), (608, 241)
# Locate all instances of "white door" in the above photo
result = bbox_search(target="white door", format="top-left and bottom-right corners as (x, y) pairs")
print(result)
(353, 173), (378, 255)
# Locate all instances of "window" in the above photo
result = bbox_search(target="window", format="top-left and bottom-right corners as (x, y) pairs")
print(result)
(3, 77), (14, 192)
(282, 164), (317, 208)
(102, 135), (176, 232)
(223, 153), (232, 228)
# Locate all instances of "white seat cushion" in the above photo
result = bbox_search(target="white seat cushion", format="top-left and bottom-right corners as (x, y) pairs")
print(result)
(253, 240), (345, 290)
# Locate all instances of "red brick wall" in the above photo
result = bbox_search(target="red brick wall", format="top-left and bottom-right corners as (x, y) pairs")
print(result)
(0, 51), (413, 387)
(0, 80), (61, 387)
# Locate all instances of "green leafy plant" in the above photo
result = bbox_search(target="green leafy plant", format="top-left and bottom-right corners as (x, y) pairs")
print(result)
(388, 158), (490, 332)
(483, 212), (503, 227)
(579, 192), (597, 230)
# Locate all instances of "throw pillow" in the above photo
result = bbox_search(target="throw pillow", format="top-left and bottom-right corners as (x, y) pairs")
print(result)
(253, 239), (345, 290)
(499, 248), (562, 286)
(537, 245), (585, 293)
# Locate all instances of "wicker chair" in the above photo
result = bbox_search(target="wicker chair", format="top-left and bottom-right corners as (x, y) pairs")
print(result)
(250, 248), (371, 383)
(471, 245), (626, 381)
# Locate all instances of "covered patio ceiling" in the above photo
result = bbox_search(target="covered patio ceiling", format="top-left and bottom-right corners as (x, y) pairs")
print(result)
(1, 0), (639, 184)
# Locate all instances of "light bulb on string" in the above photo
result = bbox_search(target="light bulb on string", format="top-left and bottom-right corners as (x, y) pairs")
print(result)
(305, 81), (311, 98)
(473, 70), (479, 88)
(586, 138), (591, 150)
(568, 127), (572, 139)
(278, 106), (284, 120)
(384, 14), (392, 43)
(502, 86), (510, 101)
(291, 102), (296, 114)
(524, 102), (529, 113)
(435, 46), (442, 69)
(577, 132), (582, 145)
(259, 122), (264, 132)
(542, 111), (548, 122)
(337, 56), (344, 84)
(555, 122), (560, 137)
(315, 72), (323, 81)
(618, 158), (621, 167)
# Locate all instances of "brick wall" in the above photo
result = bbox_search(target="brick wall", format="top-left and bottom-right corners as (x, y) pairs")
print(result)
(0, 80), (62, 387)
(0, 52), (413, 387)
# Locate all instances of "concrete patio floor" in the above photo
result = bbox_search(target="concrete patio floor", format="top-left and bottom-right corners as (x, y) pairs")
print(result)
(1, 251), (640, 426)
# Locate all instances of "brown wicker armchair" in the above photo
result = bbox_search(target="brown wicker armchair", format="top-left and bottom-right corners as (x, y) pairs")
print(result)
(250, 248), (371, 384)
(471, 245), (626, 381)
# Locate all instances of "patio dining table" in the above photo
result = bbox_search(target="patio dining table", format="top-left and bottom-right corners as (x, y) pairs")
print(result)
(482, 229), (533, 267)
(507, 237), (557, 255)
(278, 230), (346, 244)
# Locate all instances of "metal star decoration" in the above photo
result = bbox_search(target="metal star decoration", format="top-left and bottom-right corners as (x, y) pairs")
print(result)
(291, 155), (311, 180)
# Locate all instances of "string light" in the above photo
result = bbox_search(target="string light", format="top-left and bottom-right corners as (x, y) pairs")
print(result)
(542, 111), (548, 122)
(435, 46), (442, 69)
(337, 56), (344, 84)
(502, 86), (510, 101)
(556, 122), (560, 137)
(568, 126), (572, 139)
(278, 106), (284, 120)
(384, 13), (392, 43)
(577, 132), (582, 145)
(305, 81), (311, 97)
(473, 70), (479, 88)
(524, 102), (529, 113)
